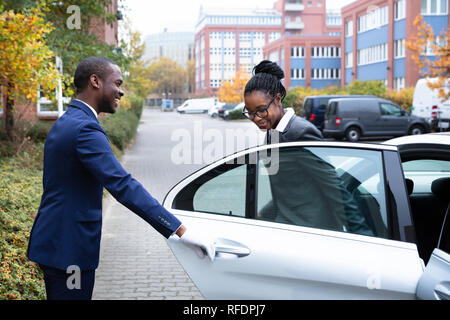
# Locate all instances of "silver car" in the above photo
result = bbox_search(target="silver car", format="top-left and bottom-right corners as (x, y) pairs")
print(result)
(163, 137), (450, 299)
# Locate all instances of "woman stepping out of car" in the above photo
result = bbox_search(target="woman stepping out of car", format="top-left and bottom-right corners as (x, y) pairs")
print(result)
(242, 60), (373, 236)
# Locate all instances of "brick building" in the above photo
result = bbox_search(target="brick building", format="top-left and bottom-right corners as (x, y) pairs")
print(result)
(194, 6), (283, 93)
(341, 0), (449, 89)
(264, 0), (343, 89)
(194, 0), (449, 94)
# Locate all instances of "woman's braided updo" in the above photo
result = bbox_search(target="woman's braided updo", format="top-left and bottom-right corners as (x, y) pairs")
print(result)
(244, 60), (286, 102)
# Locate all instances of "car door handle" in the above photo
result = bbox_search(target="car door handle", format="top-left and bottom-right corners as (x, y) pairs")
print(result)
(214, 238), (251, 258)
(435, 284), (450, 300)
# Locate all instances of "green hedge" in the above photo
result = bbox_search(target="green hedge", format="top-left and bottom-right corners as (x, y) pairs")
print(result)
(27, 121), (54, 143)
(0, 145), (46, 300)
(0, 93), (144, 299)
(99, 93), (143, 152)
(284, 80), (389, 115)
(100, 110), (139, 151)
(227, 109), (246, 120)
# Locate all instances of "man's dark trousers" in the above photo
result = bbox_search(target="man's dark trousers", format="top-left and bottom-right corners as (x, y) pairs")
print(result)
(39, 264), (95, 300)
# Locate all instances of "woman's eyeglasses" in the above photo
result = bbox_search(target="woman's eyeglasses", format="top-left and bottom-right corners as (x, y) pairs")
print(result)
(242, 96), (276, 120)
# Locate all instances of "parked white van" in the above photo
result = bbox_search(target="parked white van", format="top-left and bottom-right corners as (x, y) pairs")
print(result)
(176, 98), (219, 114)
(412, 78), (450, 131)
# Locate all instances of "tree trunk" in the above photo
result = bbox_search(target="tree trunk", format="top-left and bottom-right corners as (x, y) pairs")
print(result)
(4, 83), (15, 142)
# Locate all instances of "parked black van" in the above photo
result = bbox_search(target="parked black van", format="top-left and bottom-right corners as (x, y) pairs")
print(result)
(302, 95), (376, 130)
(323, 98), (431, 142)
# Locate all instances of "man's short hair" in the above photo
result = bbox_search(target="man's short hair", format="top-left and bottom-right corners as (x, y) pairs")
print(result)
(74, 57), (117, 94)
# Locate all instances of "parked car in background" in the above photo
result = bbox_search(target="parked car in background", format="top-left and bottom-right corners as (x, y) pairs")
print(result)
(412, 78), (450, 131)
(218, 103), (238, 119)
(302, 95), (376, 130)
(208, 102), (226, 118)
(177, 98), (219, 114)
(163, 139), (449, 299)
(323, 97), (431, 142)
(221, 102), (245, 120)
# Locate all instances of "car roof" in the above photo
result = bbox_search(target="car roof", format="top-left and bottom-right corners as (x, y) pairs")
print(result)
(383, 132), (450, 146)
(328, 97), (391, 103)
(305, 95), (376, 99)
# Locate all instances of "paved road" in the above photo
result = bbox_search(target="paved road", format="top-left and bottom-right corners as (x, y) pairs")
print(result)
(92, 108), (259, 300)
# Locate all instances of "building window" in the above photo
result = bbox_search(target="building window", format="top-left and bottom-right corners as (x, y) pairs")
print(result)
(291, 68), (305, 79)
(395, 0), (406, 20)
(424, 36), (446, 55)
(268, 32), (281, 43)
(357, 43), (388, 66)
(394, 39), (406, 58)
(291, 46), (305, 58)
(311, 68), (341, 80)
(345, 20), (353, 37)
(358, 6), (388, 33)
(346, 52), (353, 68)
(311, 46), (341, 58)
(394, 77), (405, 90)
(421, 0), (448, 15)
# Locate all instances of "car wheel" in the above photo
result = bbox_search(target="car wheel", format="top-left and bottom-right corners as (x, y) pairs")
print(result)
(345, 127), (361, 142)
(409, 125), (424, 135)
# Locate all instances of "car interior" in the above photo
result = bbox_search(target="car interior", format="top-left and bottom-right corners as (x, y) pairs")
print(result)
(406, 176), (450, 263)
(401, 144), (450, 264)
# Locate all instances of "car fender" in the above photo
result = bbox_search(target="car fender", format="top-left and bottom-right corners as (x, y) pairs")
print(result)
(407, 121), (431, 133)
(343, 121), (363, 135)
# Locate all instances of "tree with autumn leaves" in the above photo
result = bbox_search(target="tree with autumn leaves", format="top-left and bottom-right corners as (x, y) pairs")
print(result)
(0, 7), (59, 142)
(406, 15), (449, 102)
(218, 70), (250, 103)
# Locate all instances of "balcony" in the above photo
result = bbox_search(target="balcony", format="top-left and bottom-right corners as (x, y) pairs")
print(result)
(285, 3), (305, 11)
(285, 21), (305, 29)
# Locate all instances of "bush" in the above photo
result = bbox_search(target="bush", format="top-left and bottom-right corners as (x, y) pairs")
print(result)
(0, 140), (15, 158)
(346, 80), (386, 97)
(27, 120), (53, 143)
(0, 148), (46, 300)
(227, 109), (246, 120)
(100, 109), (139, 151)
(128, 94), (144, 119)
(384, 87), (414, 112)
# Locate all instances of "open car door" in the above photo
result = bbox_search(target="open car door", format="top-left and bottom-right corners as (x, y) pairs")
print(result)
(164, 142), (426, 299)
(416, 206), (450, 300)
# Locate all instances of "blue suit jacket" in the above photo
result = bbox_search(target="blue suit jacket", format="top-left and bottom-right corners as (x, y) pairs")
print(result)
(27, 100), (181, 271)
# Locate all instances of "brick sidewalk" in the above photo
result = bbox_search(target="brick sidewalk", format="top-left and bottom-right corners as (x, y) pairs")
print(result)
(92, 195), (203, 300)
(92, 109), (204, 300)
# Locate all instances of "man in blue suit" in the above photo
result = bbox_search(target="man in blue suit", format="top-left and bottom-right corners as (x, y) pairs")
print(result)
(27, 57), (215, 300)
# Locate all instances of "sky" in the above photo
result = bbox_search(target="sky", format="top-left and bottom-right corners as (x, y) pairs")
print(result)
(123, 0), (356, 39)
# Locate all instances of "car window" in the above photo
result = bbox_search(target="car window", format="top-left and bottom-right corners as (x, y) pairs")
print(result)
(257, 147), (388, 238)
(193, 164), (247, 217)
(173, 163), (247, 217)
(380, 103), (403, 116)
(303, 99), (313, 113)
(402, 159), (450, 193)
(318, 98), (329, 111)
(327, 102), (337, 116)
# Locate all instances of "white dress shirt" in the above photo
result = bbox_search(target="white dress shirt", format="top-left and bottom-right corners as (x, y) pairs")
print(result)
(74, 99), (98, 119)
